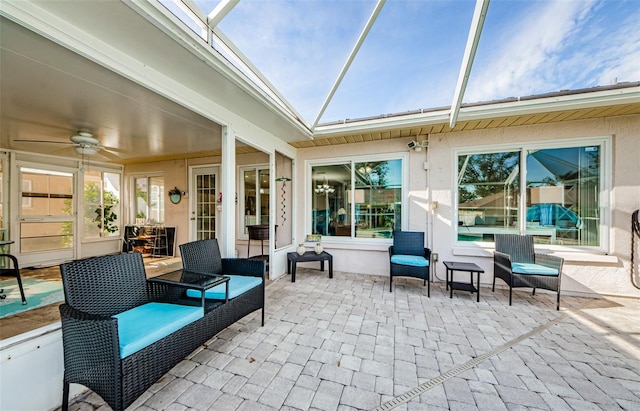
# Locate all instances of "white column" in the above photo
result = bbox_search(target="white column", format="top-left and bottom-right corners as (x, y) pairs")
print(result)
(220, 125), (236, 257)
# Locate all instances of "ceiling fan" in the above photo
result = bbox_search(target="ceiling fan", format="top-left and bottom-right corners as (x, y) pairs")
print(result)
(14, 131), (120, 160)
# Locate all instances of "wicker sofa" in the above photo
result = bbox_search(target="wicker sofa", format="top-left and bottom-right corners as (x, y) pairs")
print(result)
(59, 250), (265, 411)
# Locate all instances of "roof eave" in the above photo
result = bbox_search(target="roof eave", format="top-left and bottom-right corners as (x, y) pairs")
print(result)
(313, 84), (640, 138)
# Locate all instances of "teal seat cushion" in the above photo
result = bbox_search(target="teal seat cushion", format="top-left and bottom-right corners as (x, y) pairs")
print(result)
(391, 255), (429, 267)
(113, 302), (203, 358)
(186, 275), (262, 300)
(512, 263), (559, 276)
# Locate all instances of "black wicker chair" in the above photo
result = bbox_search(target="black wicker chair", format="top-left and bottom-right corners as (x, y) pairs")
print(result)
(0, 254), (26, 304)
(388, 230), (431, 296)
(179, 238), (266, 326)
(493, 234), (564, 310)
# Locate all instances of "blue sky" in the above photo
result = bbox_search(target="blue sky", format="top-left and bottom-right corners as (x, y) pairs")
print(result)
(188, 0), (640, 126)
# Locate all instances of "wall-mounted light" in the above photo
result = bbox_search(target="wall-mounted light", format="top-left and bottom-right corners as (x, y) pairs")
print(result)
(168, 187), (184, 204)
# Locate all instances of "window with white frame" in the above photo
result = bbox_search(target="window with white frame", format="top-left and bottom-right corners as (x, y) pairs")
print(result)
(311, 157), (404, 239)
(240, 165), (270, 236)
(133, 175), (164, 224)
(456, 138), (606, 247)
(84, 170), (121, 238)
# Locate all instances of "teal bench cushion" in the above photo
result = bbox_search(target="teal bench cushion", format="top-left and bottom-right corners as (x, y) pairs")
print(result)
(391, 255), (429, 267)
(185, 275), (262, 300)
(511, 262), (559, 276)
(113, 302), (203, 358)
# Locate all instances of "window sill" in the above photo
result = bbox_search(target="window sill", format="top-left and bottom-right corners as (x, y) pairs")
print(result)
(82, 237), (120, 244)
(315, 238), (391, 252)
(453, 246), (619, 264)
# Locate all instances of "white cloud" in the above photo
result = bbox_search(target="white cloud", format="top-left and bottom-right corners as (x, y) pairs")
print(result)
(465, 1), (639, 102)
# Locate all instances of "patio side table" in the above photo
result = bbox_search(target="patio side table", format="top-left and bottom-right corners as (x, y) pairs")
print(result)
(287, 251), (333, 282)
(443, 261), (484, 302)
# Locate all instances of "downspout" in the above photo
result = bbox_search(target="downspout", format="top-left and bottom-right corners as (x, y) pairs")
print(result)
(632, 209), (640, 290)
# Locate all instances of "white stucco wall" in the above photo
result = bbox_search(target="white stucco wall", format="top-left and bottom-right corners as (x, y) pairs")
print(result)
(294, 138), (431, 276)
(296, 114), (640, 298)
(429, 114), (640, 298)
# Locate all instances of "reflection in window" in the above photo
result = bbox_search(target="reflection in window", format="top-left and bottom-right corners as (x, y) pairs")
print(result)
(457, 143), (601, 246)
(134, 175), (164, 224)
(241, 166), (270, 236)
(458, 151), (520, 241)
(311, 159), (402, 239)
(526, 146), (599, 246)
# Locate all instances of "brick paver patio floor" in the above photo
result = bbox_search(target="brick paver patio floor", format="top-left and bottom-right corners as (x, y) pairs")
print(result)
(68, 267), (640, 410)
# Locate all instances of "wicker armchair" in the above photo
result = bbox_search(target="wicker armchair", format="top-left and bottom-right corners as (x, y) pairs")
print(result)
(179, 238), (266, 326)
(388, 230), (431, 296)
(493, 234), (564, 310)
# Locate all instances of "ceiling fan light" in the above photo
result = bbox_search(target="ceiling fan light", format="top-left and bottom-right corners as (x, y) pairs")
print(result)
(75, 146), (98, 156)
(70, 133), (99, 146)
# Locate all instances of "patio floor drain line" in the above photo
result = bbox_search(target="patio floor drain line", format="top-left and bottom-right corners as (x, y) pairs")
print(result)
(372, 311), (571, 411)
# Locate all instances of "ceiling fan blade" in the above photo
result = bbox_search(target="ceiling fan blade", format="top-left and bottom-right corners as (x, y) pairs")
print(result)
(94, 150), (121, 161)
(14, 139), (75, 145)
(96, 145), (127, 154)
(50, 146), (76, 156)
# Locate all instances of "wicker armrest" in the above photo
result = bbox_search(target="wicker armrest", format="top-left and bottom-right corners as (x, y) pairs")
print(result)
(493, 250), (512, 275)
(534, 253), (564, 271)
(60, 303), (114, 322)
(221, 258), (266, 278)
(494, 250), (511, 262)
(146, 280), (188, 303)
(59, 303), (120, 379)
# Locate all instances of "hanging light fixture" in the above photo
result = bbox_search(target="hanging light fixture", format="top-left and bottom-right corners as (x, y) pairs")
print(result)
(314, 179), (335, 195)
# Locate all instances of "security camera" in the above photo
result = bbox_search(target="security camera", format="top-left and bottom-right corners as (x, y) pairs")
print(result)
(408, 140), (422, 151)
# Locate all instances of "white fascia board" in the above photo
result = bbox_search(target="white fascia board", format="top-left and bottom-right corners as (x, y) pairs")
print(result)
(457, 85), (640, 121)
(314, 85), (640, 137)
(313, 109), (451, 137)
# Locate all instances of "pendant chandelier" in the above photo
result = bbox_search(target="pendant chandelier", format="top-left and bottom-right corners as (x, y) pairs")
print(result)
(314, 179), (335, 195)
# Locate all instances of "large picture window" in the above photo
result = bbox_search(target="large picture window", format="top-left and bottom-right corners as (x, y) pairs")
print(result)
(311, 157), (403, 239)
(456, 139), (605, 247)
